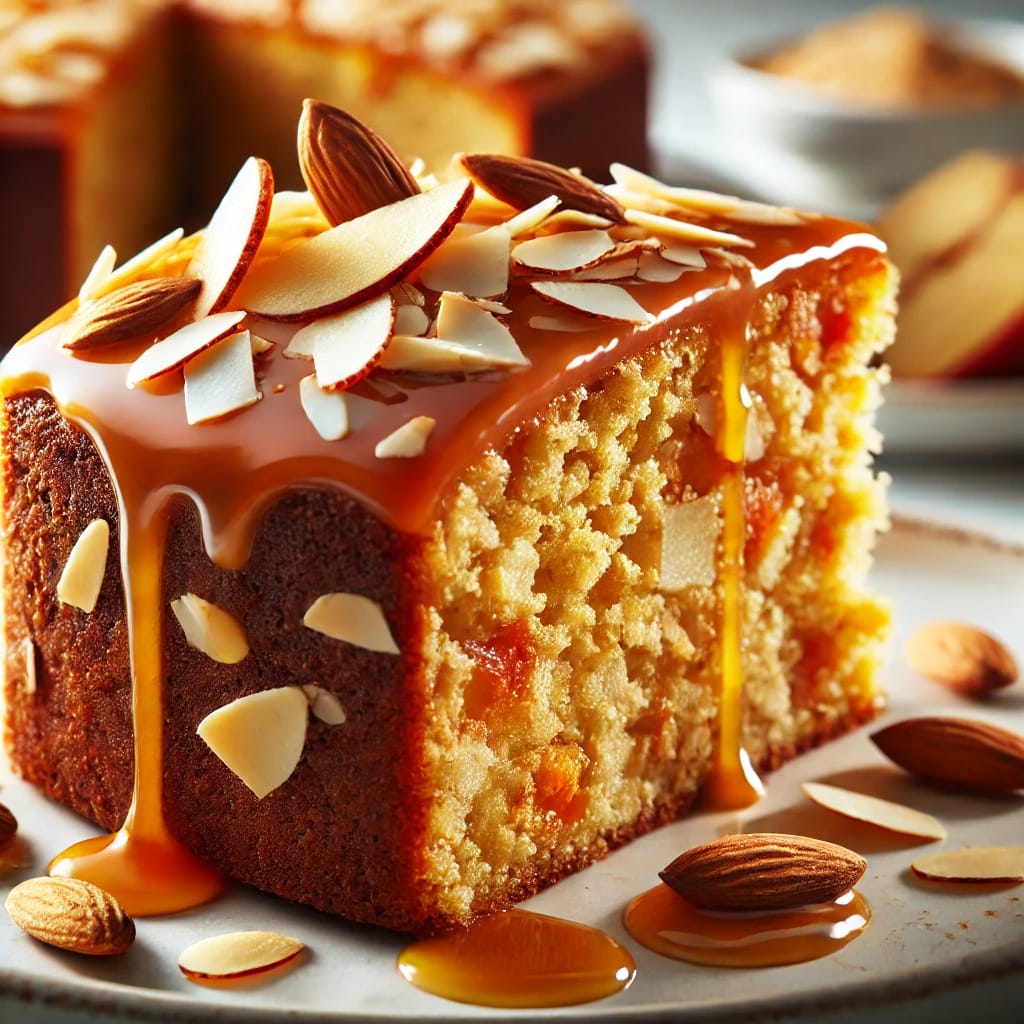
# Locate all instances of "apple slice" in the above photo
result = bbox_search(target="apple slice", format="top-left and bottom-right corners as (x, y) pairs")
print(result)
(418, 224), (511, 297)
(288, 293), (395, 391)
(532, 281), (654, 324)
(188, 157), (274, 317)
(512, 229), (616, 273)
(236, 179), (473, 321)
(126, 310), (247, 386)
(299, 374), (350, 441)
(183, 330), (260, 425)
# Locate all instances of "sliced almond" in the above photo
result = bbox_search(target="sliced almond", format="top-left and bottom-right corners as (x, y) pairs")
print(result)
(303, 593), (400, 654)
(78, 244), (117, 302)
(661, 244), (707, 268)
(56, 519), (109, 613)
(394, 302), (431, 337)
(802, 781), (947, 840)
(513, 229), (616, 272)
(381, 335), (506, 373)
(179, 930), (304, 980)
(126, 310), (247, 387)
(5, 877), (135, 955)
(188, 156), (274, 317)
(661, 495), (720, 591)
(531, 280), (654, 324)
(637, 251), (690, 283)
(237, 179), (473, 322)
(529, 314), (593, 333)
(183, 330), (261, 425)
(170, 593), (249, 664)
(295, 293), (395, 391)
(434, 291), (527, 365)
(63, 277), (202, 352)
(417, 224), (511, 298)
(299, 375), (350, 441)
(624, 208), (753, 249)
(301, 684), (347, 726)
(905, 620), (1018, 698)
(501, 194), (561, 237)
(660, 833), (866, 911)
(460, 152), (625, 223)
(99, 228), (186, 297)
(197, 687), (309, 799)
(374, 415), (436, 459)
(299, 99), (420, 226)
(911, 846), (1024, 883)
(0, 802), (17, 847)
(871, 716), (1024, 793)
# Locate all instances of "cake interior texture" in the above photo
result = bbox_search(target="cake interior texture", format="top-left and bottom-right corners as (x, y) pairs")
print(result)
(0, 115), (894, 933)
(0, 0), (649, 343)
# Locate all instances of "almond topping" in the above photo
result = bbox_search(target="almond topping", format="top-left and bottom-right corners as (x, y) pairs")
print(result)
(911, 846), (1024, 883)
(197, 687), (309, 799)
(802, 781), (947, 840)
(183, 330), (261, 425)
(532, 280), (655, 324)
(660, 833), (866, 911)
(299, 374), (350, 441)
(374, 415), (436, 459)
(301, 684), (347, 726)
(418, 224), (511, 297)
(303, 592), (400, 653)
(56, 519), (109, 613)
(871, 716), (1024, 793)
(170, 593), (249, 664)
(513, 228), (616, 272)
(624, 208), (754, 249)
(126, 310), (247, 387)
(299, 99), (421, 226)
(905, 620), (1018, 698)
(5, 877), (135, 955)
(460, 152), (626, 223)
(179, 930), (304, 981)
(0, 802), (17, 847)
(63, 277), (201, 351)
(78, 244), (117, 302)
(98, 228), (186, 297)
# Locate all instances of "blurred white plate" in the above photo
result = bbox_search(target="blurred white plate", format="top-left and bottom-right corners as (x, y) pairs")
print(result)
(1, 520), (1023, 1023)
(879, 378), (1024, 456)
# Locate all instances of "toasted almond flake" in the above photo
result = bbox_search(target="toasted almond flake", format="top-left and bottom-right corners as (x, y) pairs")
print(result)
(637, 251), (690, 283)
(170, 593), (249, 664)
(127, 310), (247, 386)
(303, 593), (400, 653)
(183, 330), (260, 425)
(299, 374), (349, 441)
(250, 333), (273, 355)
(531, 280), (654, 324)
(179, 930), (304, 980)
(513, 228), (615, 272)
(197, 687), (309, 798)
(660, 496), (719, 591)
(539, 209), (615, 231)
(434, 291), (527, 365)
(567, 256), (641, 282)
(418, 224), (511, 297)
(802, 781), (947, 840)
(661, 244), (707, 268)
(188, 156), (274, 317)
(502, 195), (560, 237)
(236, 179), (473, 321)
(301, 684), (347, 726)
(706, 246), (756, 269)
(56, 519), (109, 613)
(98, 228), (186, 296)
(394, 303), (431, 336)
(529, 314), (592, 333)
(291, 293), (395, 391)
(624, 208), (753, 249)
(382, 335), (504, 373)
(78, 245), (116, 302)
(374, 415), (436, 458)
(284, 330), (315, 360)
(911, 846), (1024, 883)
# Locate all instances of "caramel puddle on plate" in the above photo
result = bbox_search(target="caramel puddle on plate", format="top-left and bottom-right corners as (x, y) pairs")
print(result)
(397, 908), (636, 1007)
(625, 882), (871, 967)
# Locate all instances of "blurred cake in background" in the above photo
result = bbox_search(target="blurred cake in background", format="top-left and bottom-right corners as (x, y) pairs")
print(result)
(0, 0), (649, 344)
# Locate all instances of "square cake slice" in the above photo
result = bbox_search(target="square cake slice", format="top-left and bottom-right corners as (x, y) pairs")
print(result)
(0, 103), (895, 933)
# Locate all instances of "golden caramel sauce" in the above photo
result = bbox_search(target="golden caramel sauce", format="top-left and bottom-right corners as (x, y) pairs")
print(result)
(625, 883), (871, 968)
(0, 208), (883, 919)
(397, 908), (636, 1008)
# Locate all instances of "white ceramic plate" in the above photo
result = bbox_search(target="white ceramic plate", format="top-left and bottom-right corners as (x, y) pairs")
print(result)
(878, 378), (1024, 456)
(1, 518), (1023, 1024)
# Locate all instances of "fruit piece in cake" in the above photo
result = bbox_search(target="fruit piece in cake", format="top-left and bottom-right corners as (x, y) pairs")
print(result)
(0, 103), (894, 933)
(878, 150), (1024, 378)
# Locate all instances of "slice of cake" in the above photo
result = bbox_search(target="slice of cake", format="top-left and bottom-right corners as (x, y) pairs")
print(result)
(0, 0), (649, 344)
(0, 102), (894, 934)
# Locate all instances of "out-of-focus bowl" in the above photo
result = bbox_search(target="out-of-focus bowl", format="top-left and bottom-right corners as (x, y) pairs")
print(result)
(707, 18), (1024, 217)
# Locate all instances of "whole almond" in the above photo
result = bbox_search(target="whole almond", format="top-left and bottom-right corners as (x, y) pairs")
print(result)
(0, 801), (17, 846)
(459, 152), (626, 223)
(299, 99), (421, 226)
(5, 876), (135, 955)
(62, 277), (201, 351)
(871, 716), (1024, 793)
(905, 620), (1018, 697)
(659, 832), (866, 911)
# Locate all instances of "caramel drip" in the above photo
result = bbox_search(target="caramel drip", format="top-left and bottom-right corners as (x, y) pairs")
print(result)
(1, 217), (884, 918)
(397, 908), (635, 1008)
(624, 883), (871, 968)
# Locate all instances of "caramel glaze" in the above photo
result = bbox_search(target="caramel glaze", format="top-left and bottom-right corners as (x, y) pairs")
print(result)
(0, 214), (884, 922)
